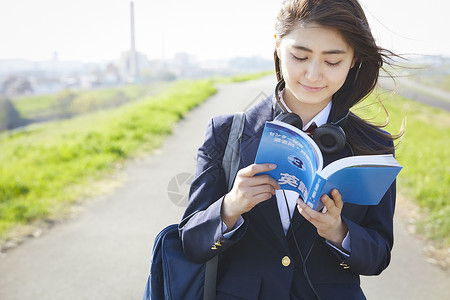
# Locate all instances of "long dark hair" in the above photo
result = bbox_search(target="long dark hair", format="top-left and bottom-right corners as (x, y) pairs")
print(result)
(274, 0), (400, 155)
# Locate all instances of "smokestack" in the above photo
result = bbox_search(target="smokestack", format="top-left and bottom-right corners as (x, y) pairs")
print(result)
(129, 1), (138, 82)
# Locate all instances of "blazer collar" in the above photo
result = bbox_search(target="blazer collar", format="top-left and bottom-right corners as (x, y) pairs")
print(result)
(239, 95), (277, 168)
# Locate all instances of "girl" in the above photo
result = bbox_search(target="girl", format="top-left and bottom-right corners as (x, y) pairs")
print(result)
(180, 0), (399, 299)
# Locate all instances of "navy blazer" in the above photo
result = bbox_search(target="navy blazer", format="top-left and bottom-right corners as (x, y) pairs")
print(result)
(179, 95), (396, 300)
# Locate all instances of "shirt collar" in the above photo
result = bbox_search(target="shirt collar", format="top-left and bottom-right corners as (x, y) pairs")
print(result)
(279, 90), (332, 131)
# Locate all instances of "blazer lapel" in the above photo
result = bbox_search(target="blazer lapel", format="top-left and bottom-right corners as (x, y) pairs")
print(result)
(290, 204), (306, 233)
(256, 196), (289, 248)
(239, 95), (276, 168)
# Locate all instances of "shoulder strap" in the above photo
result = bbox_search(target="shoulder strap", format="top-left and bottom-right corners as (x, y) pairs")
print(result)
(203, 112), (245, 300)
(203, 255), (219, 300)
(222, 111), (246, 192)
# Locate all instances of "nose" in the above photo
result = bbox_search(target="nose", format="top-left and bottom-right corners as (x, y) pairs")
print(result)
(304, 60), (322, 82)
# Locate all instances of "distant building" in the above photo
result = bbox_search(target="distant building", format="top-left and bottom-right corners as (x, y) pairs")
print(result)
(118, 50), (150, 83)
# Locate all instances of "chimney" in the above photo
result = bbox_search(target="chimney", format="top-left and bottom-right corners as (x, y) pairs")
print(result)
(129, 1), (138, 82)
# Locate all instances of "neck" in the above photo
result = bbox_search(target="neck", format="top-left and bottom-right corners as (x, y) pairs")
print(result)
(283, 89), (331, 125)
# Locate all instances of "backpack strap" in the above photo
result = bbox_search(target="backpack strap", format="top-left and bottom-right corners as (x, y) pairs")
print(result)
(222, 112), (246, 191)
(203, 255), (219, 300)
(203, 112), (245, 300)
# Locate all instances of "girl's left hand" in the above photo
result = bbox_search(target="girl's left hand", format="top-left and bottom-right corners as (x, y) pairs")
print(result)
(297, 189), (348, 249)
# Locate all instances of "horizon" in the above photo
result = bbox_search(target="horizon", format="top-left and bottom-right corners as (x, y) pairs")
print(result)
(0, 51), (448, 65)
(1, 0), (449, 63)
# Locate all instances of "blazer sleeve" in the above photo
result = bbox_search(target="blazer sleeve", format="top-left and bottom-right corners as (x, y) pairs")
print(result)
(339, 180), (396, 275)
(179, 115), (247, 264)
(330, 137), (397, 276)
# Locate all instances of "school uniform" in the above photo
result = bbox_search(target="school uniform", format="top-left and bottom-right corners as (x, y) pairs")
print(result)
(179, 93), (396, 300)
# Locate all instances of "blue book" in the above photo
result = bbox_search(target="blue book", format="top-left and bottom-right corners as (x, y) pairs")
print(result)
(254, 121), (403, 211)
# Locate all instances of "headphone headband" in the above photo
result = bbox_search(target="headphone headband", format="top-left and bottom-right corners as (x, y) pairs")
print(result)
(332, 110), (351, 126)
(273, 79), (288, 113)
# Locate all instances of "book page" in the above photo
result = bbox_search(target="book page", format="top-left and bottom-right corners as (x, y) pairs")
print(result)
(317, 154), (401, 179)
(319, 165), (402, 206)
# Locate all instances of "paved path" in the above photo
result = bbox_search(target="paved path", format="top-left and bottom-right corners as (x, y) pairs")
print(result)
(379, 76), (450, 112)
(0, 76), (449, 299)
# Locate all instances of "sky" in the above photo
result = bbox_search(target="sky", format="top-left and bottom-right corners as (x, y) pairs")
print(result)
(0, 0), (448, 63)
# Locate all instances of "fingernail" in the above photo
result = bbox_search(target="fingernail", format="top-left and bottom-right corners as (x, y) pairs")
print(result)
(269, 164), (276, 169)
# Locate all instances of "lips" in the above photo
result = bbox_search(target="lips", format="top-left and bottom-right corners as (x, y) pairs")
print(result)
(301, 83), (324, 93)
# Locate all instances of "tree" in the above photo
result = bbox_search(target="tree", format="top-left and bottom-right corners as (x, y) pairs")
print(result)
(0, 97), (23, 131)
(52, 89), (76, 118)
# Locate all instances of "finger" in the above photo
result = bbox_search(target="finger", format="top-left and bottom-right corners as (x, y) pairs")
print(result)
(252, 190), (276, 204)
(297, 199), (322, 224)
(236, 186), (275, 207)
(331, 189), (344, 210)
(242, 184), (277, 199)
(297, 199), (312, 222)
(246, 174), (280, 189)
(321, 194), (337, 214)
(239, 163), (277, 177)
(322, 189), (343, 214)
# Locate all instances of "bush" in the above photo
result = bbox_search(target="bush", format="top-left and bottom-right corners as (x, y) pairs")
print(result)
(0, 97), (25, 131)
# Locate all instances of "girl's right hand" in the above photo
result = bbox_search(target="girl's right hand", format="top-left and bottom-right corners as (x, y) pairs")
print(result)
(221, 163), (280, 230)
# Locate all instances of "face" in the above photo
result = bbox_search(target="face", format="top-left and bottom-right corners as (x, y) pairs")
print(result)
(276, 22), (355, 113)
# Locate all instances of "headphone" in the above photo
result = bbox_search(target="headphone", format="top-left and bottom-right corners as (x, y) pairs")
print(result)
(273, 79), (350, 154)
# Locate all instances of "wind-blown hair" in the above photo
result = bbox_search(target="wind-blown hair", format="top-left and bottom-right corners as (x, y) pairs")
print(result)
(274, 0), (400, 155)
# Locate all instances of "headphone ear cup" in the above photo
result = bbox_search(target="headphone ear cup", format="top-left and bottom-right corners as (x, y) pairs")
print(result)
(274, 112), (303, 130)
(312, 124), (346, 154)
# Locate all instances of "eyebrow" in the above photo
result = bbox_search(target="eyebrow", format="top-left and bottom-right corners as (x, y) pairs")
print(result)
(292, 45), (347, 55)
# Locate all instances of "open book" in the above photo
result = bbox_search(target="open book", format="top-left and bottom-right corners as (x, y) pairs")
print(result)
(254, 120), (403, 211)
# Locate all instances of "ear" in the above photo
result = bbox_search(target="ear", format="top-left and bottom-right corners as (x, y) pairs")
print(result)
(275, 45), (281, 60)
(350, 57), (358, 69)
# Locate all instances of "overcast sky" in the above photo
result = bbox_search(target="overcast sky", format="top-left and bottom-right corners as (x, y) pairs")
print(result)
(0, 0), (447, 62)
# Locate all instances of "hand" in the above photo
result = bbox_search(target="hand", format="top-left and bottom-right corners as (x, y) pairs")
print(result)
(221, 163), (280, 230)
(297, 189), (348, 249)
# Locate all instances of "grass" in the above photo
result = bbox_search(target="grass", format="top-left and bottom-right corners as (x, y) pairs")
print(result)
(353, 90), (450, 246)
(417, 74), (450, 93)
(212, 70), (274, 83)
(13, 84), (162, 120)
(0, 79), (216, 240)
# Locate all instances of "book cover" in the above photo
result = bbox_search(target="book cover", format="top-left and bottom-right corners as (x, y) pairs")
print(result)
(254, 121), (403, 211)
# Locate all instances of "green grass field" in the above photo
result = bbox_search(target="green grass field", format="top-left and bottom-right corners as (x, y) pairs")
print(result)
(13, 84), (163, 120)
(354, 90), (450, 246)
(212, 70), (274, 83)
(0, 79), (216, 240)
